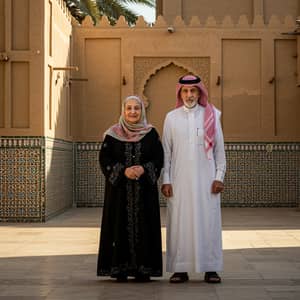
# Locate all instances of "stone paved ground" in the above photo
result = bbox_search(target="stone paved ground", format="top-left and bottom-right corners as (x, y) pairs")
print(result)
(0, 207), (299, 300)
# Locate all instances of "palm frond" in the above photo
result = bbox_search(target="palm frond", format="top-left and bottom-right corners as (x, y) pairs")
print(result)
(64, 0), (155, 25)
(64, 0), (100, 24)
(97, 0), (138, 25)
(122, 0), (155, 8)
(82, 0), (100, 24)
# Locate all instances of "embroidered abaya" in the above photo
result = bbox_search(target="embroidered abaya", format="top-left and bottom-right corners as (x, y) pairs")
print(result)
(97, 128), (163, 278)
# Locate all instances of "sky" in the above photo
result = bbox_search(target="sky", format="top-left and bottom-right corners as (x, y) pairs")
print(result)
(125, 3), (156, 23)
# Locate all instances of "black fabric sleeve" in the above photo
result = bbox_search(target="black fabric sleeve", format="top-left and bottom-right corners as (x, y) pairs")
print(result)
(142, 129), (164, 185)
(99, 136), (125, 186)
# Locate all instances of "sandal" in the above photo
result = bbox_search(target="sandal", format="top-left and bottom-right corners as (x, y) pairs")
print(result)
(204, 272), (221, 284)
(169, 272), (189, 283)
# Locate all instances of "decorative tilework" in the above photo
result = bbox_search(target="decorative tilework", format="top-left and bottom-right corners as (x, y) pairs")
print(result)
(222, 143), (300, 207)
(0, 138), (43, 148)
(1, 140), (299, 222)
(74, 142), (167, 207)
(74, 142), (104, 207)
(0, 137), (44, 221)
(225, 143), (300, 152)
(45, 138), (73, 219)
(0, 137), (73, 222)
(75, 142), (300, 208)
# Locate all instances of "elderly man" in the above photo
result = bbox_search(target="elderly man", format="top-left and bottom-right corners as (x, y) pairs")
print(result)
(161, 74), (226, 283)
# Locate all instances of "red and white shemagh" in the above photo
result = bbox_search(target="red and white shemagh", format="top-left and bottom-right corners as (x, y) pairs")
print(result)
(176, 75), (216, 156)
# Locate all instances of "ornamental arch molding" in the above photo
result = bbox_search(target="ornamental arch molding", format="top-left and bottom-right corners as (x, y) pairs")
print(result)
(133, 57), (210, 134)
(134, 57), (210, 108)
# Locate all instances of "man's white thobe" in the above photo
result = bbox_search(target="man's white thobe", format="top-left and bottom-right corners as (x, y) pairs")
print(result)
(162, 104), (226, 273)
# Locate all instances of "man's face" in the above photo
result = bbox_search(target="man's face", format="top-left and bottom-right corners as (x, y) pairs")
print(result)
(180, 86), (200, 109)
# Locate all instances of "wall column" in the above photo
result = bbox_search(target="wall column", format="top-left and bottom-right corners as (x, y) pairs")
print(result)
(253, 0), (264, 21)
(162, 0), (182, 24)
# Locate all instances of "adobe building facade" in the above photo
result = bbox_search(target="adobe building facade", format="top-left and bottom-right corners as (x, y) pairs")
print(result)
(0, 0), (300, 221)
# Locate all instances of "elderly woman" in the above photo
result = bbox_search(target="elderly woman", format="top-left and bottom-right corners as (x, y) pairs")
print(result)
(97, 96), (163, 282)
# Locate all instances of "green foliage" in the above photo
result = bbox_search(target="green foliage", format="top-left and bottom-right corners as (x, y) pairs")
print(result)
(64, 0), (155, 25)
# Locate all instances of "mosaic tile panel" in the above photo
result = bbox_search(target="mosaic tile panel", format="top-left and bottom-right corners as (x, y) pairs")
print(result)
(75, 142), (300, 208)
(1, 139), (299, 222)
(0, 137), (74, 222)
(222, 143), (300, 207)
(75, 143), (104, 207)
(74, 142), (167, 207)
(45, 138), (73, 219)
(0, 137), (44, 221)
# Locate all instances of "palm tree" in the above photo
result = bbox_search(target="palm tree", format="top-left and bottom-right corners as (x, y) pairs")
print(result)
(64, 0), (155, 25)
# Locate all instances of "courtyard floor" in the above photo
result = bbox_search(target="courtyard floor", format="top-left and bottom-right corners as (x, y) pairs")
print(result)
(0, 207), (300, 300)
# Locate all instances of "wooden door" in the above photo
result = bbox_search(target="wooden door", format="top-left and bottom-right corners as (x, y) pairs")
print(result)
(0, 0), (43, 136)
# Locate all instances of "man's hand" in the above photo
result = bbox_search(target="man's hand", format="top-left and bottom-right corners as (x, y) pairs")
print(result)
(161, 184), (173, 198)
(211, 180), (224, 194)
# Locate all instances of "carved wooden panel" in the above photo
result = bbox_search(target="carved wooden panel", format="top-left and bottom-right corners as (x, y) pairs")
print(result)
(72, 38), (121, 140)
(11, 62), (29, 128)
(0, 63), (4, 127)
(12, 0), (29, 50)
(275, 39), (300, 137)
(0, 0), (4, 52)
(222, 39), (262, 138)
(47, 0), (53, 57)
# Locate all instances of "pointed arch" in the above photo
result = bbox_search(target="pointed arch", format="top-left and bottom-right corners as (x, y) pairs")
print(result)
(135, 57), (209, 107)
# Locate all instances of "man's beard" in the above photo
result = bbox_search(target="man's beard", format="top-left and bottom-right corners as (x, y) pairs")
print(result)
(183, 97), (198, 109)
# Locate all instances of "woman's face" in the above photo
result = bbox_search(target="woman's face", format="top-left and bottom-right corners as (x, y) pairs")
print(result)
(124, 99), (142, 124)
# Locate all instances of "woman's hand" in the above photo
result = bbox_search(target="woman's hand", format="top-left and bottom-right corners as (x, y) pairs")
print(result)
(124, 166), (144, 180)
(131, 165), (144, 178)
(124, 167), (137, 180)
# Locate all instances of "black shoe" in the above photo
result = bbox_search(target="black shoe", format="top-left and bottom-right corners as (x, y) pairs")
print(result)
(169, 272), (189, 283)
(204, 272), (221, 283)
